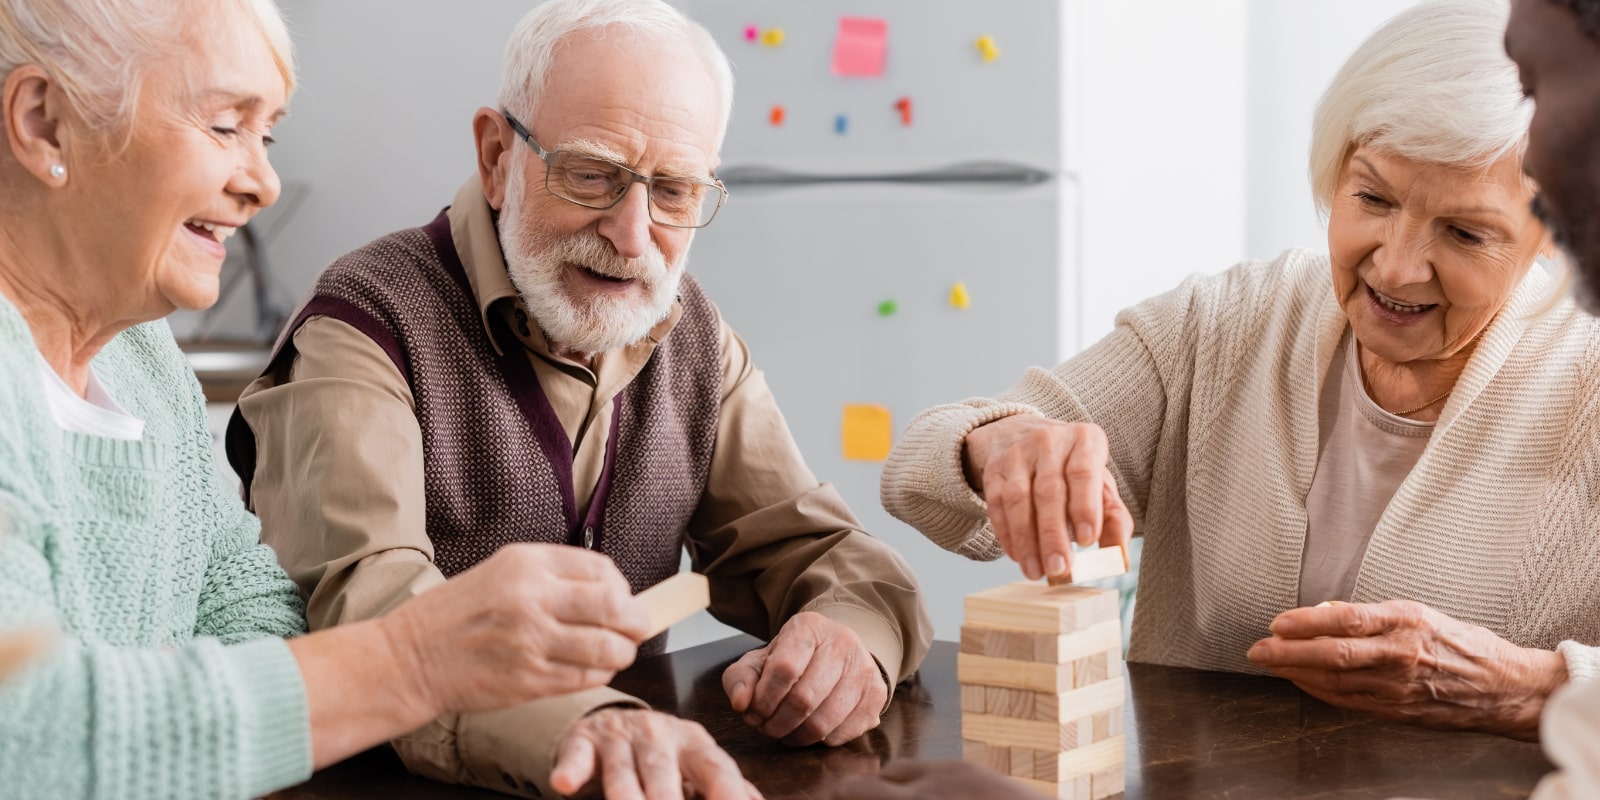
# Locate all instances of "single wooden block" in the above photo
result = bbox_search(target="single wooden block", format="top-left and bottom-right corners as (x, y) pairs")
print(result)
(960, 683), (987, 713)
(1032, 736), (1126, 784)
(1090, 766), (1125, 799)
(962, 624), (1050, 661)
(1046, 545), (1130, 586)
(984, 685), (1037, 719)
(962, 739), (1009, 773)
(1009, 747), (1036, 779)
(966, 709), (1107, 752)
(1071, 647), (1124, 687)
(965, 582), (1119, 634)
(1016, 775), (1093, 800)
(637, 572), (710, 638)
(1038, 621), (1123, 665)
(1092, 708), (1123, 740)
(1033, 677), (1126, 724)
(959, 652), (1073, 693)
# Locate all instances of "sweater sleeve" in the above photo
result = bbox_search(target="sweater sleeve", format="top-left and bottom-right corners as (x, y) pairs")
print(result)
(1559, 641), (1600, 682)
(0, 512), (312, 800)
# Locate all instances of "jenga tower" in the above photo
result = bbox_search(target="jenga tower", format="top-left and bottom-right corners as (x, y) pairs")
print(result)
(959, 551), (1128, 799)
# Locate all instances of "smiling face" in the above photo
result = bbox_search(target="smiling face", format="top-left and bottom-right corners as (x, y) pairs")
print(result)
(1507, 0), (1600, 312)
(60, 8), (286, 318)
(493, 27), (722, 355)
(1327, 146), (1547, 367)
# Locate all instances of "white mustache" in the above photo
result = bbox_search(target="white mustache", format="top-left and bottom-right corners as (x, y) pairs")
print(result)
(545, 231), (666, 284)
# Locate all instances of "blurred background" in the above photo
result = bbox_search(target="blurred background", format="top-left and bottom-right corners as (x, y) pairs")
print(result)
(182, 0), (1423, 648)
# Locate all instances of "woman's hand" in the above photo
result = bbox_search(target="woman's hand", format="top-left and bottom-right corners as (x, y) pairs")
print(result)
(962, 415), (1133, 580)
(1247, 599), (1568, 740)
(380, 542), (652, 717)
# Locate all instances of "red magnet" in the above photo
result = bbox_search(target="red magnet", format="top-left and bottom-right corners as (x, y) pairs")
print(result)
(770, 105), (786, 127)
(894, 96), (913, 126)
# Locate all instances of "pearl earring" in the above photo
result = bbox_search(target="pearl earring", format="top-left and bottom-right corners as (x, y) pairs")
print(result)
(49, 164), (65, 180)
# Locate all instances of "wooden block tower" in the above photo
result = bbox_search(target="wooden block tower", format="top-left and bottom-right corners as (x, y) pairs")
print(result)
(959, 547), (1129, 799)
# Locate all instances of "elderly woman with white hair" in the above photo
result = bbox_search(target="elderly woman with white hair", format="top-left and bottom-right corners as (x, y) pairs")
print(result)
(883, 0), (1600, 739)
(0, 1), (758, 798)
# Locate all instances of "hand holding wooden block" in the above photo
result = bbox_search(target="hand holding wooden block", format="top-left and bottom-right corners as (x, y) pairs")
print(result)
(637, 571), (710, 638)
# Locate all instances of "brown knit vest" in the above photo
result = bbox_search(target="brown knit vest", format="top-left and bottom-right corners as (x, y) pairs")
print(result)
(228, 211), (722, 655)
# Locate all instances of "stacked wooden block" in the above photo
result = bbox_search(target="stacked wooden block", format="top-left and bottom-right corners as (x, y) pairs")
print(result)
(959, 580), (1126, 799)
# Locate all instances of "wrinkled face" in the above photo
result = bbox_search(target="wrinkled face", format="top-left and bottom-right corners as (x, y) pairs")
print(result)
(66, 12), (285, 316)
(1327, 146), (1546, 365)
(1507, 0), (1600, 313)
(498, 30), (722, 355)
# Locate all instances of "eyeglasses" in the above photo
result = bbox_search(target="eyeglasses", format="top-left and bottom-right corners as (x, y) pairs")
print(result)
(503, 111), (728, 229)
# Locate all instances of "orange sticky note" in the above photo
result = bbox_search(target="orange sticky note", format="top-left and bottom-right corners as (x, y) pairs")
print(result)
(831, 16), (888, 78)
(842, 404), (893, 461)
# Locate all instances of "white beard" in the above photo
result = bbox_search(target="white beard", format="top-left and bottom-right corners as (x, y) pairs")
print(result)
(498, 168), (684, 355)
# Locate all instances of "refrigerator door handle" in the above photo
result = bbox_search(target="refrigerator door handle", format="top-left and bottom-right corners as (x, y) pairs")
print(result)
(717, 161), (1057, 188)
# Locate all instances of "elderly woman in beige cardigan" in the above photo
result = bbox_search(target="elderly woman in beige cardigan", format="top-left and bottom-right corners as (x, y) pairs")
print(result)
(882, 0), (1599, 741)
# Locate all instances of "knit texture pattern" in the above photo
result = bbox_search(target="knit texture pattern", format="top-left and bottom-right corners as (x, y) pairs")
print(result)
(883, 249), (1600, 679)
(0, 296), (312, 799)
(240, 217), (722, 658)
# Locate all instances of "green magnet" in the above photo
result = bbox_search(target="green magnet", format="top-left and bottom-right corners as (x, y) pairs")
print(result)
(877, 299), (898, 317)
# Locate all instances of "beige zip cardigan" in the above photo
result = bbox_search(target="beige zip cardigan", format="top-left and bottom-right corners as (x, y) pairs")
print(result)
(882, 250), (1600, 680)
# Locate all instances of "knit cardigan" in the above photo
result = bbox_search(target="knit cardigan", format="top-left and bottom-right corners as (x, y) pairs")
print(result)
(0, 295), (312, 799)
(882, 249), (1600, 680)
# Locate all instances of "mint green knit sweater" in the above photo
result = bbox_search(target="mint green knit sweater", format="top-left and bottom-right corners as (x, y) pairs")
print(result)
(0, 295), (313, 799)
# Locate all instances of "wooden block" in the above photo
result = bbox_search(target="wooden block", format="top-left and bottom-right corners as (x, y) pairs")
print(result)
(960, 683), (987, 713)
(1016, 775), (1093, 799)
(1034, 677), (1126, 724)
(1046, 545), (1130, 586)
(965, 582), (1119, 634)
(965, 710), (1105, 751)
(1009, 747), (1036, 779)
(962, 624), (1050, 661)
(959, 652), (1073, 693)
(1092, 709), (1123, 740)
(1091, 766), (1125, 799)
(962, 739), (1009, 773)
(1031, 736), (1126, 784)
(1071, 647), (1123, 687)
(636, 572), (710, 638)
(1038, 621), (1123, 665)
(984, 685), (1036, 719)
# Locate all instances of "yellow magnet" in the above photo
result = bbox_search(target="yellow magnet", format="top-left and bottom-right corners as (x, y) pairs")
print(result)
(949, 282), (971, 310)
(761, 28), (786, 47)
(841, 404), (893, 462)
(976, 35), (1001, 63)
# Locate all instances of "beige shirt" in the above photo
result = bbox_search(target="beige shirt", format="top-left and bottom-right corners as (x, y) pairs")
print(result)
(1299, 333), (1433, 607)
(238, 176), (932, 798)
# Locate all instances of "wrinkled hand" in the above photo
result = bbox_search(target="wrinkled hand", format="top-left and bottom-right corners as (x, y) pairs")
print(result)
(551, 708), (761, 800)
(825, 759), (1037, 800)
(722, 612), (888, 746)
(963, 415), (1134, 580)
(382, 543), (651, 716)
(1247, 600), (1567, 740)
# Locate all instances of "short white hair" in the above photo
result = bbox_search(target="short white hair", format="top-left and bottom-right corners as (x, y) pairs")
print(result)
(1309, 0), (1530, 215)
(0, 0), (294, 141)
(497, 0), (734, 149)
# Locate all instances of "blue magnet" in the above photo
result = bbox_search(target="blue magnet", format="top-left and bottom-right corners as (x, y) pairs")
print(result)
(835, 114), (849, 135)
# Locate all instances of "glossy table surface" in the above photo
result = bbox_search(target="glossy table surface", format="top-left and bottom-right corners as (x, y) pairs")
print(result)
(275, 635), (1554, 799)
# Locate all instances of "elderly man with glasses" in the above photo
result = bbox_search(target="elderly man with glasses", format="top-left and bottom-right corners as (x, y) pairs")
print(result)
(225, 0), (932, 797)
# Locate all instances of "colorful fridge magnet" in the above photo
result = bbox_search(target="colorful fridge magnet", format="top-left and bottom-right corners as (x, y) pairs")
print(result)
(760, 28), (786, 47)
(975, 35), (1001, 63)
(835, 114), (849, 135)
(949, 282), (972, 309)
(876, 298), (898, 317)
(841, 404), (894, 462)
(831, 16), (889, 77)
(769, 105), (786, 126)
(894, 96), (913, 126)
(744, 25), (758, 43)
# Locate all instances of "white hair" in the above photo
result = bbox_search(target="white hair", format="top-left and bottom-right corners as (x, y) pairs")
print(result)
(497, 0), (733, 149)
(0, 0), (295, 142)
(1309, 0), (1530, 215)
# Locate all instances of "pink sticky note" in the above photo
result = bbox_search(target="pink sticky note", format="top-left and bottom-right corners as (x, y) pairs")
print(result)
(831, 16), (888, 78)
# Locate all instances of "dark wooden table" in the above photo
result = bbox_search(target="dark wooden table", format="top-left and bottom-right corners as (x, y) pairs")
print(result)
(276, 636), (1554, 799)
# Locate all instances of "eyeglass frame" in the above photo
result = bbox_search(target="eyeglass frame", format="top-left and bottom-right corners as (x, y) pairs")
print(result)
(501, 110), (728, 230)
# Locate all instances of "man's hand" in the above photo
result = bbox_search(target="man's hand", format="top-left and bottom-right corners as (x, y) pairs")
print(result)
(551, 708), (761, 800)
(1247, 599), (1568, 740)
(825, 760), (1039, 800)
(962, 415), (1133, 581)
(722, 612), (888, 747)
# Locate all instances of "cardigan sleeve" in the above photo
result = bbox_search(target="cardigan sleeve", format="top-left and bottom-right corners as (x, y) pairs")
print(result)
(0, 508), (312, 800)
